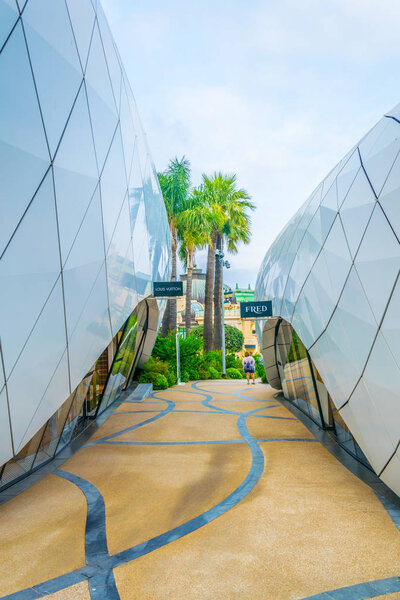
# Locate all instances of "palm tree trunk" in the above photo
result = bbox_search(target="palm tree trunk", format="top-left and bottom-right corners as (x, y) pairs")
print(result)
(213, 234), (222, 350)
(169, 227), (177, 331)
(203, 232), (217, 352)
(185, 249), (194, 335)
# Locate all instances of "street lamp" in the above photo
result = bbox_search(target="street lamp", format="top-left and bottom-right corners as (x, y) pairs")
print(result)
(215, 249), (230, 377)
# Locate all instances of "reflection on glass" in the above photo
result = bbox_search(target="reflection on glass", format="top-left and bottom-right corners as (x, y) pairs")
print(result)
(274, 319), (371, 469)
(100, 312), (138, 412)
(276, 323), (323, 427)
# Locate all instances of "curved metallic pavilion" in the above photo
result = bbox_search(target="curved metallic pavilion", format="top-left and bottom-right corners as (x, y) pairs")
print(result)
(255, 104), (400, 497)
(0, 0), (171, 489)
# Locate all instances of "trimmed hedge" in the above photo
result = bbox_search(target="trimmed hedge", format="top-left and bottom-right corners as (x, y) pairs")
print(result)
(226, 367), (243, 379)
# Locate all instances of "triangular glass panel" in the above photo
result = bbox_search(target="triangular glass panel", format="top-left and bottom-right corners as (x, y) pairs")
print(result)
(0, 170), (61, 378)
(106, 199), (138, 333)
(0, 0), (19, 50)
(63, 186), (106, 338)
(85, 21), (118, 170)
(320, 215), (352, 305)
(357, 118), (389, 161)
(16, 350), (70, 455)
(360, 118), (400, 197)
(7, 278), (67, 450)
(336, 149), (361, 209)
(0, 21), (50, 256)
(100, 127), (128, 249)
(53, 85), (99, 264)
(67, 263), (111, 391)
(355, 205), (400, 323)
(96, 2), (122, 111)
(340, 168), (376, 258)
(334, 266), (378, 375)
(119, 80), (137, 179)
(132, 195), (151, 299)
(65, 0), (95, 70)
(340, 378), (393, 474)
(381, 277), (400, 372)
(379, 152), (400, 240)
(363, 332), (400, 457)
(320, 180), (338, 212)
(22, 0), (83, 156)
(320, 161), (342, 198)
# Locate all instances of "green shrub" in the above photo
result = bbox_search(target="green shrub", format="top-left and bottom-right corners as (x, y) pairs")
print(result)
(138, 371), (168, 389)
(187, 367), (199, 381)
(143, 357), (169, 376)
(166, 371), (177, 387)
(208, 366), (220, 379)
(226, 354), (237, 369)
(153, 373), (168, 389)
(180, 370), (190, 382)
(199, 367), (211, 380)
(204, 350), (222, 371)
(261, 374), (268, 384)
(226, 367), (243, 379)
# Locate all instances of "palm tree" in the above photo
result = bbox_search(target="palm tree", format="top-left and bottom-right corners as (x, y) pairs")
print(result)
(158, 157), (191, 336)
(201, 173), (254, 351)
(177, 191), (212, 335)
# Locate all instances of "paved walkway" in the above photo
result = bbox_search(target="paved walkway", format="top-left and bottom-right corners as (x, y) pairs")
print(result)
(1, 381), (400, 600)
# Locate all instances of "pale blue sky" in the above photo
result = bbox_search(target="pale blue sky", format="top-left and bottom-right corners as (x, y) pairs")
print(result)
(102, 0), (400, 288)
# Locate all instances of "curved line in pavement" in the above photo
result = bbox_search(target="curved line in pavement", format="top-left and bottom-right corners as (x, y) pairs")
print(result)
(0, 383), (267, 600)
(86, 397), (175, 445)
(55, 470), (109, 563)
(107, 400), (265, 568)
(300, 576), (400, 599)
(54, 470), (120, 600)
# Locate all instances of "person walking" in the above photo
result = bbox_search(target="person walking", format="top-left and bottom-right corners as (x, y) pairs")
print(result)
(242, 352), (256, 385)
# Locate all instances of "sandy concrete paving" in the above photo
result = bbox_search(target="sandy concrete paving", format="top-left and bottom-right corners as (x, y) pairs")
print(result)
(0, 380), (399, 600)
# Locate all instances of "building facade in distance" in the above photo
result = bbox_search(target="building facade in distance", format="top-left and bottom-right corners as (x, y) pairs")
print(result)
(0, 0), (171, 489)
(255, 105), (400, 496)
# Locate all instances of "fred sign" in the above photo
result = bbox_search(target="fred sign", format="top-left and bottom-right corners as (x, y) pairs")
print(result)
(240, 300), (273, 319)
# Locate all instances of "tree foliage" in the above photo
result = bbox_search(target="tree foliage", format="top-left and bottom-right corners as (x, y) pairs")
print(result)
(191, 324), (244, 353)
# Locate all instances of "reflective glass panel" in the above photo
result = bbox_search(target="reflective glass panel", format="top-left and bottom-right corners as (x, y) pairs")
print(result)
(355, 205), (400, 323)
(22, 0), (82, 155)
(7, 278), (68, 451)
(17, 351), (70, 453)
(379, 151), (400, 240)
(62, 186), (106, 337)
(106, 198), (138, 333)
(85, 22), (118, 170)
(67, 263), (111, 391)
(53, 85), (99, 263)
(0, 21), (50, 256)
(100, 313), (138, 411)
(340, 169), (376, 259)
(381, 277), (400, 370)
(0, 0), (18, 50)
(0, 170), (61, 377)
(100, 126), (128, 248)
(65, 0), (95, 69)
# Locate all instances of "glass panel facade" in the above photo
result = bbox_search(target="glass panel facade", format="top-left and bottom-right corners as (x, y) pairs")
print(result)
(273, 319), (371, 468)
(0, 0), (171, 489)
(0, 302), (148, 491)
